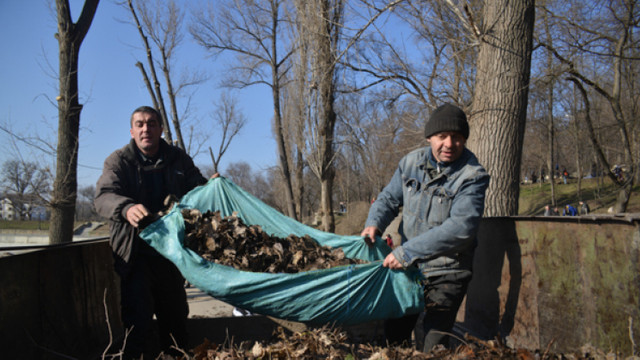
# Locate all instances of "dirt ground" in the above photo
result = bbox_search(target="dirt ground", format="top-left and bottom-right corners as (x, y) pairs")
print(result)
(187, 287), (235, 318)
(334, 201), (402, 245)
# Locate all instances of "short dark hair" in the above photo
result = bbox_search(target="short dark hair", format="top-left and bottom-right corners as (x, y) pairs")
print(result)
(130, 106), (163, 128)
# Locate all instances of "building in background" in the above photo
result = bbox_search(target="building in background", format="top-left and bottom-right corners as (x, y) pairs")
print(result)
(1, 198), (16, 220)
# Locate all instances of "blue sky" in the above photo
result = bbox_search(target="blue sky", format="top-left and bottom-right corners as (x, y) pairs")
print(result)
(0, 0), (276, 189)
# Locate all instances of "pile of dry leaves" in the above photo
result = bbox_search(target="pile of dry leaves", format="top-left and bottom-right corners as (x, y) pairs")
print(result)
(187, 326), (600, 360)
(181, 209), (366, 273)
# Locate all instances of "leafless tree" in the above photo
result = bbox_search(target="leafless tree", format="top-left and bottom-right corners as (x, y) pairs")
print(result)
(224, 161), (276, 206)
(225, 161), (253, 190)
(539, 3), (559, 205)
(343, 0), (477, 108)
(1, 160), (51, 218)
(125, 0), (205, 153)
(343, 1), (535, 216)
(191, 0), (298, 220)
(336, 94), (419, 202)
(50, 0), (99, 244)
(539, 0), (640, 212)
(280, 77), (307, 220)
(521, 92), (547, 187)
(77, 184), (97, 220)
(1, 160), (50, 197)
(207, 93), (247, 174)
(292, 0), (345, 232)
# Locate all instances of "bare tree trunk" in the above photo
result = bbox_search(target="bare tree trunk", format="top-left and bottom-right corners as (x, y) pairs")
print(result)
(294, 148), (304, 220)
(135, 62), (164, 127)
(320, 170), (334, 231)
(208, 94), (246, 175)
(50, 0), (99, 244)
(315, 0), (343, 232)
(209, 147), (218, 173)
(272, 63), (298, 220)
(128, 0), (173, 144)
(467, 0), (534, 216)
(547, 86), (556, 205)
(571, 88), (583, 198)
(162, 52), (186, 150)
(542, 7), (557, 206)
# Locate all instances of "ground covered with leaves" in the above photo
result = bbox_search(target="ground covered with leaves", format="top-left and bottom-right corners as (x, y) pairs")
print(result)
(182, 209), (366, 273)
(184, 326), (620, 360)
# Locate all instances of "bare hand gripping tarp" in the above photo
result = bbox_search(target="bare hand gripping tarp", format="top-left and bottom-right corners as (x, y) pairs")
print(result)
(140, 177), (424, 326)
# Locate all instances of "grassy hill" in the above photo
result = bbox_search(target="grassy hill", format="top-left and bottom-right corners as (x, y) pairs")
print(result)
(334, 177), (640, 235)
(518, 177), (640, 215)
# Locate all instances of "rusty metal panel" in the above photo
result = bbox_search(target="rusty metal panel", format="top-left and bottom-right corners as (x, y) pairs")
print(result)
(463, 217), (640, 355)
(0, 241), (121, 359)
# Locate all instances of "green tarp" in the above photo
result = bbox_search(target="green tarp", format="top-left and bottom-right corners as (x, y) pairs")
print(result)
(140, 177), (424, 325)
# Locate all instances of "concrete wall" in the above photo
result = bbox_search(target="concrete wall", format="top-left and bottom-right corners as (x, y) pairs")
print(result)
(0, 223), (103, 245)
(462, 216), (640, 356)
(0, 240), (122, 360)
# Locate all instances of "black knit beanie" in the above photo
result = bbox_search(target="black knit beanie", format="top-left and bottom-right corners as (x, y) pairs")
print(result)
(424, 103), (469, 139)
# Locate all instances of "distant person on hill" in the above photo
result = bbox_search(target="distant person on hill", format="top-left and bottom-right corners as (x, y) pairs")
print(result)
(95, 106), (213, 358)
(544, 205), (553, 216)
(613, 165), (623, 182)
(579, 201), (590, 215)
(385, 234), (394, 247)
(360, 103), (489, 352)
(563, 204), (578, 216)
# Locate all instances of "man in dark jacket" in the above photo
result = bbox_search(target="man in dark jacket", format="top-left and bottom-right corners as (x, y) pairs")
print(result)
(95, 106), (208, 358)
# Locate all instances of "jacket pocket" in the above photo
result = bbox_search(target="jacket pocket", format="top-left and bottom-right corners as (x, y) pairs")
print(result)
(426, 186), (454, 226)
(403, 177), (426, 225)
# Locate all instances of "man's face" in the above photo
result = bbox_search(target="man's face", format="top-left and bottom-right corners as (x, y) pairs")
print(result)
(428, 131), (466, 163)
(130, 111), (163, 156)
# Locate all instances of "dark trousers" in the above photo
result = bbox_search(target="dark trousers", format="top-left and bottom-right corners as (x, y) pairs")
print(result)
(119, 252), (189, 358)
(384, 271), (472, 352)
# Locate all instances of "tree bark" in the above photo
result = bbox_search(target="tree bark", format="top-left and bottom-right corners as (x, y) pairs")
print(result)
(162, 52), (185, 150)
(127, 0), (174, 145)
(50, 0), (99, 244)
(271, 41), (298, 221)
(294, 148), (304, 220)
(315, 0), (343, 232)
(467, 0), (535, 216)
(542, 7), (557, 206)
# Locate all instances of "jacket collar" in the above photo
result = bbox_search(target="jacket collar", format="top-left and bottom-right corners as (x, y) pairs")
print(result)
(423, 146), (472, 176)
(125, 138), (175, 164)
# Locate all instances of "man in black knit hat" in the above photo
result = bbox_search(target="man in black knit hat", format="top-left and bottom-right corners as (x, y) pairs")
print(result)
(361, 103), (490, 352)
